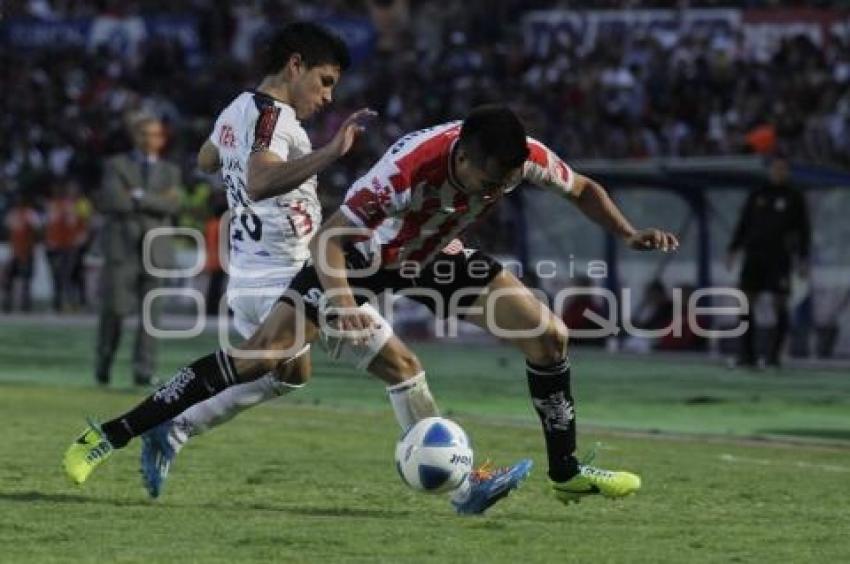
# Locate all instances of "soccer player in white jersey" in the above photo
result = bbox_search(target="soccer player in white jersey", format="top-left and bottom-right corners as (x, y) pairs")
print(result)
(136, 23), (376, 497)
(66, 105), (679, 513)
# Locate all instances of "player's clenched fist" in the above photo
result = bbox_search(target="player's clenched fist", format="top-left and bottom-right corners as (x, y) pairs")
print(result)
(626, 228), (680, 252)
(321, 298), (379, 347)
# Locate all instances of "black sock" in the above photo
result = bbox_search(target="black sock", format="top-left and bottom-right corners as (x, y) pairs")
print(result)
(527, 357), (579, 482)
(101, 350), (238, 448)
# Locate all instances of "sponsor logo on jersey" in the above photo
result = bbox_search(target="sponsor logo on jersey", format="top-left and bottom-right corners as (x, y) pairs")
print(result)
(372, 176), (392, 208)
(219, 124), (236, 148)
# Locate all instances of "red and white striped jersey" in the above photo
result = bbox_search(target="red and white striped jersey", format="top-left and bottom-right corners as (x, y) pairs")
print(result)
(340, 122), (576, 267)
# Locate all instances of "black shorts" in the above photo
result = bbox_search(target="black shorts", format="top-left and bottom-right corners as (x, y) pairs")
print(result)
(740, 254), (791, 294)
(278, 246), (504, 323)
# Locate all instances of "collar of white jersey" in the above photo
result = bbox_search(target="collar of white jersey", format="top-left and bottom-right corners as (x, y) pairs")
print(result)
(250, 89), (298, 122)
(277, 102), (297, 122)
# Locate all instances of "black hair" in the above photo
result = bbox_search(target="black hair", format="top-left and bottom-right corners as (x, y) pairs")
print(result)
(259, 22), (351, 75)
(459, 104), (529, 172)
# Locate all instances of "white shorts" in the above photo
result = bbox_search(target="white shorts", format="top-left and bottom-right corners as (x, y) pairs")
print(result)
(227, 289), (310, 357)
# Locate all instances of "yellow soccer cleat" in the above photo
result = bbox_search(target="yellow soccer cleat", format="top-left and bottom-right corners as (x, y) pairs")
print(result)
(551, 464), (641, 505)
(63, 419), (114, 485)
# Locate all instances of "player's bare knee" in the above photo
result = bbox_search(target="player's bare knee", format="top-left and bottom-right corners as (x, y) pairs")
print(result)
(271, 359), (307, 386)
(530, 318), (569, 365)
(232, 355), (274, 382)
(369, 345), (423, 384)
(235, 331), (295, 376)
(264, 326), (303, 354)
(247, 352), (276, 375)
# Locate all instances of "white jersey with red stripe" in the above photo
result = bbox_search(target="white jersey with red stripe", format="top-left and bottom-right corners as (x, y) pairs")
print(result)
(339, 122), (576, 267)
(210, 90), (321, 289)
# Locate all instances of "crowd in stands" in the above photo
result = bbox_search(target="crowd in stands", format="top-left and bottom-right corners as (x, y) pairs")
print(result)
(2, 0), (850, 311)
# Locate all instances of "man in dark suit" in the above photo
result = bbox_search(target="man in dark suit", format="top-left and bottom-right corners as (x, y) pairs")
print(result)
(95, 116), (183, 386)
(727, 157), (811, 368)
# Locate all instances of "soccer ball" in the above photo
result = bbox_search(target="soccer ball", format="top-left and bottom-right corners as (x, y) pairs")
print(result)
(394, 417), (473, 494)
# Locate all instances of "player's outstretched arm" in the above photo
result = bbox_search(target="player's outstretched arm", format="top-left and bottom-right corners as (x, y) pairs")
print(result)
(569, 173), (679, 252)
(246, 108), (376, 202)
(308, 210), (376, 340)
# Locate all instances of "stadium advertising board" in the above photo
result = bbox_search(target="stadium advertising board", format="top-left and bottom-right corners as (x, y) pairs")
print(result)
(523, 8), (849, 56)
(1, 14), (202, 65)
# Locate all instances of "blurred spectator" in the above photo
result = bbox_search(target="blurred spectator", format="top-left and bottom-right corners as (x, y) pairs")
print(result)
(45, 178), (81, 312)
(70, 181), (94, 308)
(727, 156), (811, 368)
(94, 116), (183, 387)
(179, 177), (213, 234)
(745, 124), (778, 155)
(2, 194), (41, 313)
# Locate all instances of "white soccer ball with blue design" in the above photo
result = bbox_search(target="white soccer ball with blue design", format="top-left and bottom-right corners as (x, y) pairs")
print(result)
(394, 417), (474, 494)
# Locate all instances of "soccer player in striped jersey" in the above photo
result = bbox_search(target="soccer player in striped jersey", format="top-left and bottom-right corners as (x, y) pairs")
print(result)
(65, 105), (678, 512)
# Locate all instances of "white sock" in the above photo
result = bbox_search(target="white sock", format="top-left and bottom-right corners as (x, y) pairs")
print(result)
(385, 373), (470, 502)
(386, 372), (439, 430)
(168, 373), (301, 452)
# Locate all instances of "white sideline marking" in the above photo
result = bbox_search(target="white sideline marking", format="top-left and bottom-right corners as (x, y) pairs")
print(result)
(720, 453), (850, 473)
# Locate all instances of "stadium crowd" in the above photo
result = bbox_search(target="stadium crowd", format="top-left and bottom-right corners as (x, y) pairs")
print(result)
(2, 0), (850, 309)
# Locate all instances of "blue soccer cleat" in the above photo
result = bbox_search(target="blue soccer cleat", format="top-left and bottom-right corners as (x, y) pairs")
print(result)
(451, 458), (533, 515)
(140, 421), (177, 499)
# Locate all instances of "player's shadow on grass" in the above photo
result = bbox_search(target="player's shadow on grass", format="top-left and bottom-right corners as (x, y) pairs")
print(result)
(222, 501), (414, 519)
(0, 490), (151, 508)
(758, 428), (850, 442)
(0, 491), (412, 519)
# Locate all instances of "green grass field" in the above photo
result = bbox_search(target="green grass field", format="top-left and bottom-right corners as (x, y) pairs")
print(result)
(1, 321), (849, 563)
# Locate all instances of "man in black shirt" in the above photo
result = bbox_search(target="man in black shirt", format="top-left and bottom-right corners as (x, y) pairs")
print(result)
(726, 157), (811, 368)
